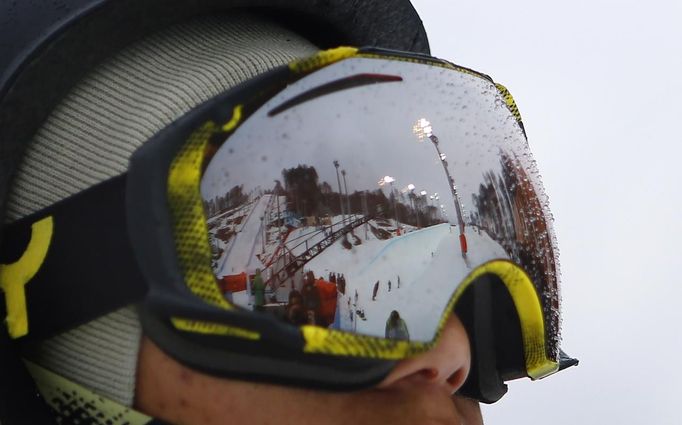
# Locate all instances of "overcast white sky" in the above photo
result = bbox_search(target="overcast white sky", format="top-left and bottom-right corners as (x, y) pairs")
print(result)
(411, 1), (682, 424)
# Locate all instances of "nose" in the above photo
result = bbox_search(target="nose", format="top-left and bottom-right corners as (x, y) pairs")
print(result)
(378, 314), (471, 394)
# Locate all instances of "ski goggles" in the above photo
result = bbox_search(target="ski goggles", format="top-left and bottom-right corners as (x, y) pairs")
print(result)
(0, 47), (577, 403)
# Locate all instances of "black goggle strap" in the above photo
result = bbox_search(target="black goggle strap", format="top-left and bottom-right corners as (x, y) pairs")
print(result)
(0, 175), (147, 341)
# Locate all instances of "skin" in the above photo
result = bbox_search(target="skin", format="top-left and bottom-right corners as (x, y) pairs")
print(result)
(136, 314), (482, 425)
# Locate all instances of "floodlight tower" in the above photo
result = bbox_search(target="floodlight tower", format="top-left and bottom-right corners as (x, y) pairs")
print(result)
(333, 160), (346, 226)
(341, 169), (351, 221)
(412, 118), (468, 254)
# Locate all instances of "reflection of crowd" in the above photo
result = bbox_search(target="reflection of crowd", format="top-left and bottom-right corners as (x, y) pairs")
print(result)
(284, 270), (337, 327)
(265, 268), (414, 343)
(329, 272), (347, 294)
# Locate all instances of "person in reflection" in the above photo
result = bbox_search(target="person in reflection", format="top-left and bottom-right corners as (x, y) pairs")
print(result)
(372, 280), (380, 301)
(252, 269), (265, 312)
(286, 290), (307, 325)
(302, 273), (321, 323)
(385, 310), (410, 341)
(306, 310), (317, 325)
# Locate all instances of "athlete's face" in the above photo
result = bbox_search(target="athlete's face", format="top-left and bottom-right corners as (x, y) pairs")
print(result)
(135, 314), (481, 425)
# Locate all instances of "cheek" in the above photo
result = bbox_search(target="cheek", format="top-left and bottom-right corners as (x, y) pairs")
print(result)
(452, 396), (483, 425)
(135, 337), (334, 423)
(135, 337), (186, 416)
(135, 338), (222, 421)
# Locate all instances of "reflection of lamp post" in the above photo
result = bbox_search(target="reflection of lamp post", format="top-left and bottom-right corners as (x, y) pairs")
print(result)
(378, 175), (399, 230)
(341, 169), (351, 221)
(333, 160), (345, 225)
(413, 118), (468, 254)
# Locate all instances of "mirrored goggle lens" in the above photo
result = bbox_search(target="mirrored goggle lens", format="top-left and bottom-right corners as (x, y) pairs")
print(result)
(200, 56), (560, 356)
